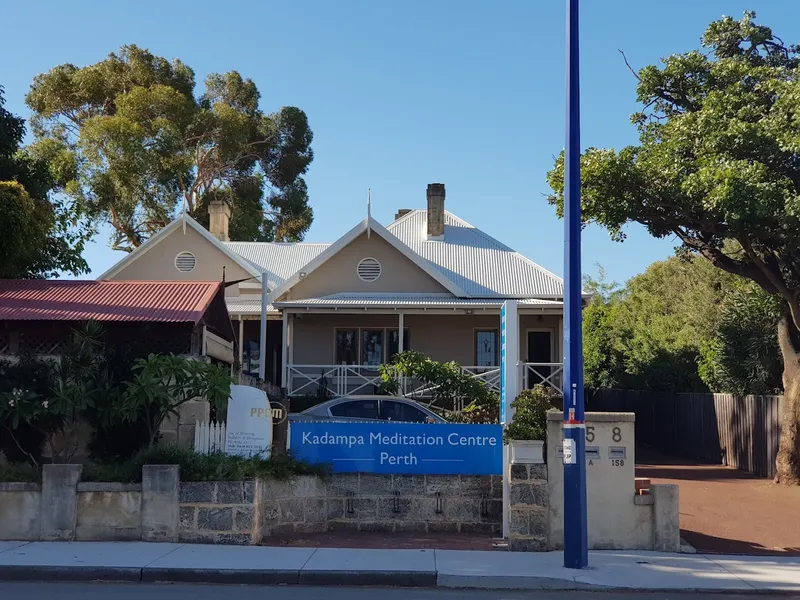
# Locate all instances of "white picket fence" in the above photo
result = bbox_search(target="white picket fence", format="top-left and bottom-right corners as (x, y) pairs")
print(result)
(194, 420), (226, 454)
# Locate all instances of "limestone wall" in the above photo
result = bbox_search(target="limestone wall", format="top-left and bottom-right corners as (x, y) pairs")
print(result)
(76, 483), (142, 541)
(0, 483), (41, 540)
(179, 474), (502, 544)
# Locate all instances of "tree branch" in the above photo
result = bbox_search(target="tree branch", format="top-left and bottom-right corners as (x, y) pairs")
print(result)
(673, 228), (777, 292)
(618, 49), (642, 81)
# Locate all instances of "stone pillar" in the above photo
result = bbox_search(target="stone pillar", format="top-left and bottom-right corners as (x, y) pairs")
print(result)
(142, 465), (180, 542)
(507, 463), (549, 551)
(40, 464), (82, 541)
(652, 484), (680, 552)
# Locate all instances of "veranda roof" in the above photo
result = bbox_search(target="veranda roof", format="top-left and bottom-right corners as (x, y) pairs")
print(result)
(0, 280), (223, 323)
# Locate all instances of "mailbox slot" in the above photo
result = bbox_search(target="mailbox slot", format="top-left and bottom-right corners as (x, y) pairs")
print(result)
(608, 446), (627, 460)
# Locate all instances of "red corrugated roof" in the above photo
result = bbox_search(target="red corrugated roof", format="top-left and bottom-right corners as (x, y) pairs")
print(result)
(0, 280), (223, 323)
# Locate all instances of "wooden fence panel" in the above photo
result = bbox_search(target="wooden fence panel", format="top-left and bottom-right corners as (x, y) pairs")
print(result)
(588, 389), (783, 478)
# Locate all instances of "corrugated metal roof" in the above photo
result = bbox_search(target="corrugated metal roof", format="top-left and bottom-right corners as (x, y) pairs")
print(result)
(225, 296), (276, 315)
(386, 210), (564, 297)
(0, 280), (221, 323)
(224, 242), (329, 289)
(273, 293), (563, 309)
(223, 210), (563, 299)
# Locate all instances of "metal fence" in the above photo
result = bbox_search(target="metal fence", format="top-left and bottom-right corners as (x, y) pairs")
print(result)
(588, 389), (785, 479)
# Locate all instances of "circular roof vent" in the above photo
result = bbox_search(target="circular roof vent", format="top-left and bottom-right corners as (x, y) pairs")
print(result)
(357, 257), (381, 282)
(175, 251), (196, 273)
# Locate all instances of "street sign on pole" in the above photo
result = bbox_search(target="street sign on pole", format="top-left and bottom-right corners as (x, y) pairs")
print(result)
(563, 0), (589, 569)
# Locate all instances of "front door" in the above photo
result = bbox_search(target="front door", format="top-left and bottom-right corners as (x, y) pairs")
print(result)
(526, 330), (553, 389)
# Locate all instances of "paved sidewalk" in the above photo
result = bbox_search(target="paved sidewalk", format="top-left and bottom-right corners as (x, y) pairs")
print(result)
(1, 541), (799, 592)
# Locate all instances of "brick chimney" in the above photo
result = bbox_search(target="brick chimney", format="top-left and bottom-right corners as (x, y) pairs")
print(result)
(394, 208), (412, 220)
(208, 199), (231, 242)
(426, 183), (445, 240)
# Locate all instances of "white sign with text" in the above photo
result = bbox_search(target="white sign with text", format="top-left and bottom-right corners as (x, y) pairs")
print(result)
(225, 385), (273, 458)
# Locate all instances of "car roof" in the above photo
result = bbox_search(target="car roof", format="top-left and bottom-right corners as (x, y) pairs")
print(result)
(300, 395), (425, 414)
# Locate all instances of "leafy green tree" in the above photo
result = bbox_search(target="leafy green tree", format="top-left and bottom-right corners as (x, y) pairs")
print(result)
(582, 299), (626, 389)
(582, 257), (731, 392)
(699, 281), (783, 395)
(121, 354), (233, 445)
(582, 263), (620, 303)
(26, 46), (314, 251)
(547, 12), (800, 482)
(0, 322), (112, 466)
(0, 86), (88, 277)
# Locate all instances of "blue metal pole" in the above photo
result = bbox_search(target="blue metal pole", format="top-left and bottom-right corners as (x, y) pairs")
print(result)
(563, 0), (588, 569)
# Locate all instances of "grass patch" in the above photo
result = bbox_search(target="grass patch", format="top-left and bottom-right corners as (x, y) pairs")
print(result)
(0, 462), (40, 483)
(81, 444), (329, 483)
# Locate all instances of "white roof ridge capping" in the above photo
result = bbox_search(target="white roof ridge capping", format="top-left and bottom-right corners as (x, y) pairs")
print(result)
(97, 213), (263, 281)
(266, 216), (469, 304)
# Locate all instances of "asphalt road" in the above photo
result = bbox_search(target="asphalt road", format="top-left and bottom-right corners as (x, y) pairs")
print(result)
(0, 583), (796, 600)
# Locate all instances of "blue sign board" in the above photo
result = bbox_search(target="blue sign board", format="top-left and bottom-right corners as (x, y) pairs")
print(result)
(290, 422), (503, 475)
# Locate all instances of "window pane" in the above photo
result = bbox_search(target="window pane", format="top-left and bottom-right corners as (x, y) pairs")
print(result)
(387, 328), (411, 361)
(330, 399), (378, 419)
(475, 330), (498, 366)
(335, 329), (358, 365)
(380, 400), (427, 423)
(245, 340), (260, 375)
(361, 329), (384, 366)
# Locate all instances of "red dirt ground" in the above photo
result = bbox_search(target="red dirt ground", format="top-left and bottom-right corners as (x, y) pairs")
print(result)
(636, 447), (800, 555)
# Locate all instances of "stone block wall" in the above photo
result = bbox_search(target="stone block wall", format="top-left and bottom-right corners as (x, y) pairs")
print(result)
(256, 474), (502, 536)
(507, 464), (549, 551)
(178, 474), (502, 544)
(179, 481), (256, 545)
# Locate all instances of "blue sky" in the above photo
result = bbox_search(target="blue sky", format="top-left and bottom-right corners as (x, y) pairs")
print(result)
(2, 0), (799, 285)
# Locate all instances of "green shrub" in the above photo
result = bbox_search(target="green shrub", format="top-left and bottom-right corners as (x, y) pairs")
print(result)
(0, 462), (40, 482)
(504, 385), (553, 442)
(82, 444), (329, 483)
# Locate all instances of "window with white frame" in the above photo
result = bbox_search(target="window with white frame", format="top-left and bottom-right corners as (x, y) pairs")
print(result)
(334, 327), (410, 365)
(335, 329), (359, 365)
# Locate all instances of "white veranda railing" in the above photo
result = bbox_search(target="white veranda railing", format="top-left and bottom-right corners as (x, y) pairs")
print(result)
(194, 420), (226, 454)
(519, 362), (564, 395)
(286, 362), (563, 399)
(287, 365), (384, 397)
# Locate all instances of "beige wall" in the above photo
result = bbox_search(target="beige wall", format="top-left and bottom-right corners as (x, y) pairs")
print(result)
(546, 413), (680, 551)
(290, 313), (562, 366)
(106, 226), (255, 296)
(286, 232), (448, 300)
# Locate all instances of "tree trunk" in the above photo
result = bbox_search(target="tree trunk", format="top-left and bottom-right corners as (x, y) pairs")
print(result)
(775, 315), (800, 484)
